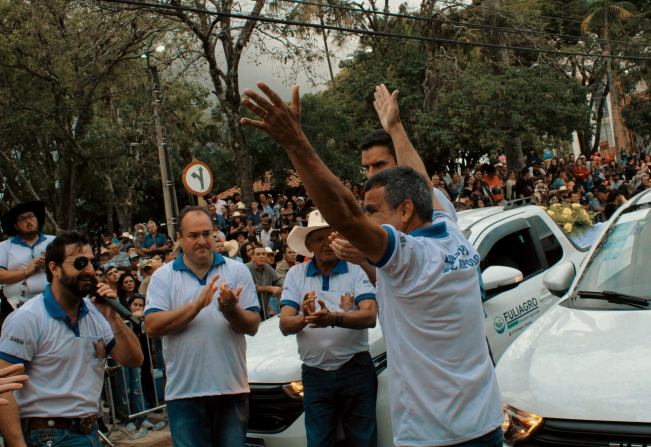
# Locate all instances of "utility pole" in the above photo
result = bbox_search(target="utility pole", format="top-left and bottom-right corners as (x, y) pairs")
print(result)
(149, 65), (179, 239)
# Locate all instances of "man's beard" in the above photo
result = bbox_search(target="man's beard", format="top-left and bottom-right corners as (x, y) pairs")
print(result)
(59, 269), (94, 299)
(19, 223), (39, 240)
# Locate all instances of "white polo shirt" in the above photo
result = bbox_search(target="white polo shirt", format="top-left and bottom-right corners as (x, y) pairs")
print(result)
(371, 223), (502, 447)
(280, 259), (376, 371)
(0, 233), (55, 298)
(0, 286), (114, 418)
(433, 188), (458, 223)
(144, 252), (259, 401)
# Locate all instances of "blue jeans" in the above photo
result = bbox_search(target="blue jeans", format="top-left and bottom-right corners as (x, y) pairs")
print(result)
(166, 394), (249, 447)
(126, 367), (147, 424)
(24, 426), (101, 447)
(451, 427), (503, 447)
(302, 351), (378, 447)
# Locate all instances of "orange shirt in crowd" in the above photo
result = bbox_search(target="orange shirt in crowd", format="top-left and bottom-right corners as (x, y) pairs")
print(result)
(483, 175), (504, 201)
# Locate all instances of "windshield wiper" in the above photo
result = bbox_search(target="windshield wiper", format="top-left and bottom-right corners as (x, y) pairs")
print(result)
(577, 291), (651, 308)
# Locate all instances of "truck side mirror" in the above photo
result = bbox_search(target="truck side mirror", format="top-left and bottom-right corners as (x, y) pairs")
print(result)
(543, 261), (576, 298)
(482, 266), (524, 293)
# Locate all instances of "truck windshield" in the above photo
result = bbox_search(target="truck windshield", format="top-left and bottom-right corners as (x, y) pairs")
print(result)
(568, 204), (651, 311)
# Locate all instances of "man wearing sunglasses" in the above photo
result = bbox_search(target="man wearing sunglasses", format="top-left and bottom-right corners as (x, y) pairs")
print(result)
(0, 201), (56, 317)
(0, 231), (143, 446)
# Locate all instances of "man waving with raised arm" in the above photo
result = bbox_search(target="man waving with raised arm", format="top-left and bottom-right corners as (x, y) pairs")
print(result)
(241, 83), (503, 447)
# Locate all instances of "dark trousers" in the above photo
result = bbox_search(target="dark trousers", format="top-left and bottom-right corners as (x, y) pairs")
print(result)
(302, 351), (378, 447)
(450, 427), (503, 447)
(166, 394), (249, 447)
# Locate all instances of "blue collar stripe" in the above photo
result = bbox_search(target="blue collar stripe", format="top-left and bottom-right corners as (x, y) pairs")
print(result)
(172, 252), (225, 285)
(305, 259), (348, 277)
(409, 222), (449, 239)
(43, 285), (89, 337)
(11, 233), (47, 249)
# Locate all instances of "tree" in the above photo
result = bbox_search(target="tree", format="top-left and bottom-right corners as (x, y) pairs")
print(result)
(581, 0), (638, 152)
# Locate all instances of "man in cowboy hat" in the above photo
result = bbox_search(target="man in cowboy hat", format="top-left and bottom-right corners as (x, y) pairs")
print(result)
(118, 232), (134, 253)
(0, 201), (56, 313)
(278, 210), (378, 447)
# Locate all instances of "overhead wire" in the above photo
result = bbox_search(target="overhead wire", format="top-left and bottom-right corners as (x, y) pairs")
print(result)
(99, 0), (651, 61)
(276, 0), (650, 48)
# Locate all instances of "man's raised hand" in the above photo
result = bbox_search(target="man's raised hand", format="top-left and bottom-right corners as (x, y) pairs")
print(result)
(194, 274), (221, 312)
(218, 285), (242, 314)
(329, 232), (367, 265)
(0, 363), (28, 406)
(373, 84), (401, 135)
(240, 82), (307, 150)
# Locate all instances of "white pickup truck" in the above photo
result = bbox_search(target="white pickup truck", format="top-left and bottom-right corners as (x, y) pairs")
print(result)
(244, 200), (590, 447)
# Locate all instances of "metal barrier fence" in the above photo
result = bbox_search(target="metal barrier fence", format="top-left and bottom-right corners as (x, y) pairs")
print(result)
(100, 319), (166, 445)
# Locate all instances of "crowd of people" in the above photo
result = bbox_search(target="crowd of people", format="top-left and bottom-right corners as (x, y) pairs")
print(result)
(439, 149), (651, 220)
(0, 78), (648, 447)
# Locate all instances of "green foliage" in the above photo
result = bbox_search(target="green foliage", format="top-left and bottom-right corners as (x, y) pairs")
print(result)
(622, 96), (651, 142)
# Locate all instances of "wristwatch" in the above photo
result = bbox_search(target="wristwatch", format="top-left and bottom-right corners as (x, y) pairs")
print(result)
(335, 312), (344, 327)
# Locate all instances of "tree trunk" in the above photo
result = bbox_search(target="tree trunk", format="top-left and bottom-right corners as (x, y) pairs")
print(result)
(592, 83), (610, 154)
(604, 0), (622, 154)
(320, 15), (336, 89)
(0, 149), (60, 232)
(65, 159), (80, 230)
(107, 202), (114, 235)
(482, 0), (523, 169)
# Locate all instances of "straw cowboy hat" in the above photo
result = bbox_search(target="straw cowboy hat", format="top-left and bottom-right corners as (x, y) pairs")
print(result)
(120, 232), (133, 240)
(223, 240), (239, 257)
(1, 201), (46, 236)
(287, 210), (331, 258)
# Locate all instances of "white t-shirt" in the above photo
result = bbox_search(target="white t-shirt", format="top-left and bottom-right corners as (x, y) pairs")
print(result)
(215, 199), (227, 215)
(258, 228), (272, 248)
(0, 233), (55, 298)
(433, 188), (458, 223)
(370, 223), (502, 446)
(280, 260), (376, 371)
(0, 286), (114, 418)
(144, 252), (259, 400)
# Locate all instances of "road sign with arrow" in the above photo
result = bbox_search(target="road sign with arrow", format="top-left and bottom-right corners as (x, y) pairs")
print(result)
(182, 161), (213, 197)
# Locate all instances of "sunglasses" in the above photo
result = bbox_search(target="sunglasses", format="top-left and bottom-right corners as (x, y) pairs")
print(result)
(65, 257), (100, 271)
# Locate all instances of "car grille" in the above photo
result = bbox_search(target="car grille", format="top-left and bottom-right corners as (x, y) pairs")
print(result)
(248, 384), (304, 434)
(522, 419), (651, 447)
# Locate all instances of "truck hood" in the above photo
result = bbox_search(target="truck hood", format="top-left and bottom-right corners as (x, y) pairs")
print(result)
(496, 303), (651, 422)
(246, 316), (303, 383)
(246, 316), (385, 384)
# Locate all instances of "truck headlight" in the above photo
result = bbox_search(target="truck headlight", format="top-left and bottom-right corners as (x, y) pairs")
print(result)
(282, 381), (304, 400)
(502, 403), (543, 444)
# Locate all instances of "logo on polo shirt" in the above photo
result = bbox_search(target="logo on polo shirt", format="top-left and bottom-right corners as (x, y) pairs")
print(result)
(493, 316), (505, 334)
(6, 335), (24, 345)
(93, 339), (107, 361)
(399, 235), (406, 248)
(340, 293), (354, 312)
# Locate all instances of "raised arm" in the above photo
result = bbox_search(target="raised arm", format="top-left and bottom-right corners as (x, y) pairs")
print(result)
(241, 83), (388, 263)
(373, 84), (444, 212)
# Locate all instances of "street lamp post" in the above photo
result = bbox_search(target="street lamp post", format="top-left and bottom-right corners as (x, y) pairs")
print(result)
(143, 46), (179, 239)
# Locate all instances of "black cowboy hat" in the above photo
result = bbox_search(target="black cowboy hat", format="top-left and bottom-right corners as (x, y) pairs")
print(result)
(1, 201), (46, 236)
(481, 163), (497, 174)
